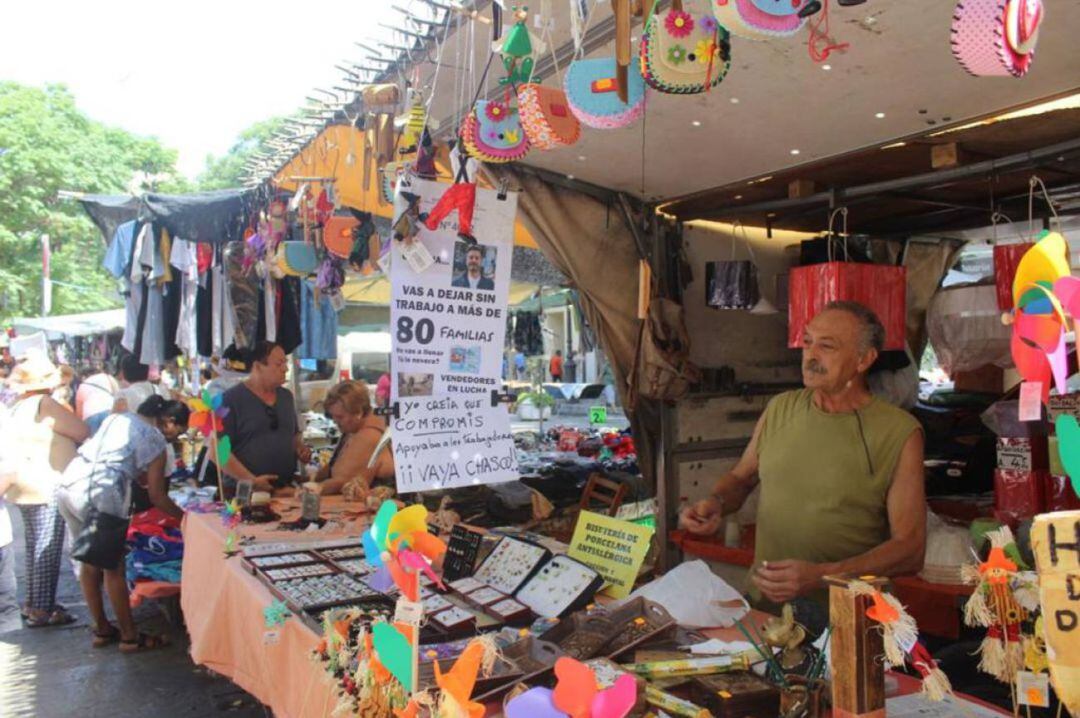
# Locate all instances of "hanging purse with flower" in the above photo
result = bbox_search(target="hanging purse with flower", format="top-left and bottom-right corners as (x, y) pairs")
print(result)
(711, 0), (810, 39)
(642, 0), (732, 94)
(518, 83), (581, 150)
(460, 95), (531, 164)
(565, 56), (646, 129)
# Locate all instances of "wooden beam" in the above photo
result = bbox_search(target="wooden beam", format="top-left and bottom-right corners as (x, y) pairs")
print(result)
(931, 142), (965, 170)
(788, 179), (816, 199)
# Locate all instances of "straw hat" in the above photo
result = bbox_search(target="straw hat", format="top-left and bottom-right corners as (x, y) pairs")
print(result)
(8, 349), (62, 394)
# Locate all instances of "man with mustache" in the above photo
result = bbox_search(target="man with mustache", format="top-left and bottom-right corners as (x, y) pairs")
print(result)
(679, 301), (925, 608)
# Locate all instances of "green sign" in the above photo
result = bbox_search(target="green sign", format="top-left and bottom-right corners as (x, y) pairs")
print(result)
(589, 406), (608, 425)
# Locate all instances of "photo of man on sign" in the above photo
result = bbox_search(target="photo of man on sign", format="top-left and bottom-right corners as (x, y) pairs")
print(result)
(451, 242), (496, 291)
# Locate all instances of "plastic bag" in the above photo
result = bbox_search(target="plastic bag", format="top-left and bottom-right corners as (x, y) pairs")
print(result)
(927, 284), (1012, 375)
(706, 261), (759, 310)
(994, 469), (1045, 525)
(618, 559), (748, 628)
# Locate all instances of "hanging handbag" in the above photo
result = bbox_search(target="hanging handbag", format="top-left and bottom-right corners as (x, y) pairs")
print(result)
(711, 0), (809, 39)
(518, 83), (581, 150)
(461, 98), (531, 163)
(564, 56), (646, 129)
(70, 416), (131, 571)
(951, 0), (1042, 78)
(276, 241), (319, 277)
(706, 226), (760, 309)
(641, 0), (731, 94)
(323, 215), (360, 259)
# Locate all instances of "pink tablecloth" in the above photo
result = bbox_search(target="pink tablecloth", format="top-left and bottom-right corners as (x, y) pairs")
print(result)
(181, 498), (370, 718)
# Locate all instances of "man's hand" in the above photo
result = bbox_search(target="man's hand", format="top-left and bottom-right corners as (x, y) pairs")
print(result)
(252, 475), (277, 492)
(678, 497), (723, 536)
(751, 560), (824, 604)
(296, 443), (313, 464)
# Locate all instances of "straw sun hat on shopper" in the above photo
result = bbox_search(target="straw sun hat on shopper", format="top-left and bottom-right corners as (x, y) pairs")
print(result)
(8, 349), (62, 394)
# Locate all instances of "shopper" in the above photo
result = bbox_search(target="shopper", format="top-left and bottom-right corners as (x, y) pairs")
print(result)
(214, 341), (311, 494)
(514, 350), (526, 381)
(549, 350), (564, 382)
(2, 350), (89, 627)
(129, 396), (190, 513)
(115, 354), (165, 412)
(313, 381), (394, 499)
(0, 459), (21, 634)
(75, 366), (120, 435)
(375, 372), (391, 409)
(56, 399), (185, 652)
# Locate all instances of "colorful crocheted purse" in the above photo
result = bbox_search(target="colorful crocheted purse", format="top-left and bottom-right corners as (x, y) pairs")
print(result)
(642, 0), (731, 94)
(460, 99), (530, 163)
(711, 0), (809, 39)
(517, 83), (581, 150)
(951, 0), (1042, 77)
(564, 57), (646, 129)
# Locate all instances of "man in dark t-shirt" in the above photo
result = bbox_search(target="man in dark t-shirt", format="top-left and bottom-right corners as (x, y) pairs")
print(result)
(215, 341), (311, 492)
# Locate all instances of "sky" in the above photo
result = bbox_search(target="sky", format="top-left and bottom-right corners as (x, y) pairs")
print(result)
(0, 0), (405, 179)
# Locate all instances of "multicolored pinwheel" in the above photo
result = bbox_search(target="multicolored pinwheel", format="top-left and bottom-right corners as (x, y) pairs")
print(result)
(187, 389), (231, 500)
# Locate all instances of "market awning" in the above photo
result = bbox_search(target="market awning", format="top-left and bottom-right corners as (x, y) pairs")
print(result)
(10, 309), (125, 340)
(76, 188), (260, 244)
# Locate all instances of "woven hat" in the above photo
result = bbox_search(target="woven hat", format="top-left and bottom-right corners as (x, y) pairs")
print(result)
(8, 349), (62, 393)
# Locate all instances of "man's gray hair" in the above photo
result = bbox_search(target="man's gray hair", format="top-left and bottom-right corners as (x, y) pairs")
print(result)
(823, 300), (886, 354)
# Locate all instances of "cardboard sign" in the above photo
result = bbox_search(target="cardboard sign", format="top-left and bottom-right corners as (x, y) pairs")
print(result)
(1048, 393), (1080, 423)
(1016, 671), (1050, 708)
(997, 438), (1042, 472)
(568, 510), (654, 600)
(1030, 511), (1080, 716)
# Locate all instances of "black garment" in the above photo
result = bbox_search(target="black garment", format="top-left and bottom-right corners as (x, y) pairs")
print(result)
(196, 273), (213, 358)
(162, 269), (183, 361)
(277, 277), (303, 355)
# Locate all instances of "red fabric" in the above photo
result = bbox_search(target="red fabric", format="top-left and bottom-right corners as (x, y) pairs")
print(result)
(197, 243), (214, 274)
(127, 508), (183, 541)
(787, 262), (907, 350)
(1045, 474), (1080, 511)
(993, 243), (1034, 311)
(423, 182), (477, 236)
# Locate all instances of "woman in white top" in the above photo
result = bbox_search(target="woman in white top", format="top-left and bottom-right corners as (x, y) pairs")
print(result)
(2, 351), (89, 627)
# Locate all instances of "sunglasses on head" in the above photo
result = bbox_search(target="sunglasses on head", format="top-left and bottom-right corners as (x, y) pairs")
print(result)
(265, 405), (279, 431)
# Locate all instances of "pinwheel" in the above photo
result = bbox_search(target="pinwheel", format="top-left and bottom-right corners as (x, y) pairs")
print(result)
(263, 599), (291, 628)
(504, 657), (637, 718)
(219, 498), (241, 529)
(1006, 231), (1071, 403)
(366, 500), (448, 696)
(188, 389), (232, 501)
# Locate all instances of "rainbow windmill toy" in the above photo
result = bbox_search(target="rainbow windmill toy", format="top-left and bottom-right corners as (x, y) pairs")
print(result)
(187, 390), (232, 500)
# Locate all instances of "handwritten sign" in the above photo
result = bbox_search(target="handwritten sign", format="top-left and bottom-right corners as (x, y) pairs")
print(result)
(589, 406), (608, 425)
(997, 438), (1036, 472)
(568, 510), (654, 600)
(1019, 382), (1044, 422)
(1048, 393), (1080, 423)
(392, 396), (517, 492)
(1030, 510), (1080, 716)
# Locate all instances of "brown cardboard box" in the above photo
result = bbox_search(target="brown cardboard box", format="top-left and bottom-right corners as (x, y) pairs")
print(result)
(953, 365), (1004, 394)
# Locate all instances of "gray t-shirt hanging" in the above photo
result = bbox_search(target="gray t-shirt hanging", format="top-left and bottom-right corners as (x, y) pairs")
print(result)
(221, 384), (299, 486)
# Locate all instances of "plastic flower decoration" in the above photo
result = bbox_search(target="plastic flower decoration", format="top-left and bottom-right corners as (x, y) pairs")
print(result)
(695, 39), (719, 65)
(264, 599), (291, 628)
(698, 14), (719, 36)
(665, 9), (694, 38)
(484, 101), (507, 122)
(220, 499), (241, 529)
(666, 45), (688, 65)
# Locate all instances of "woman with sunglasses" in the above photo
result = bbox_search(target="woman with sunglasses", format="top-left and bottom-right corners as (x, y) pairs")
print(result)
(211, 341), (311, 496)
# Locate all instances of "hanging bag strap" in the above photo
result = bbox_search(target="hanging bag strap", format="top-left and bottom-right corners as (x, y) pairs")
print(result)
(826, 207), (849, 263)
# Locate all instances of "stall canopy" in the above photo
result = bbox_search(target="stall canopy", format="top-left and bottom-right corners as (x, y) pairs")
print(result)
(11, 309), (125, 341)
(78, 188), (260, 245)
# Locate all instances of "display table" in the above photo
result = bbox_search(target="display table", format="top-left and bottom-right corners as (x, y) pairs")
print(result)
(182, 496), (371, 718)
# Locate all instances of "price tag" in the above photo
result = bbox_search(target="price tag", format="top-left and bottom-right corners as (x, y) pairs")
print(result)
(1018, 381), (1043, 421)
(1016, 671), (1050, 707)
(263, 630), (281, 646)
(395, 597), (425, 626)
(589, 406), (608, 425)
(401, 240), (435, 274)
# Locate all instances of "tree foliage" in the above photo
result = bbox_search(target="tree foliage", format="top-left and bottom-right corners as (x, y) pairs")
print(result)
(197, 116), (291, 190)
(0, 82), (188, 322)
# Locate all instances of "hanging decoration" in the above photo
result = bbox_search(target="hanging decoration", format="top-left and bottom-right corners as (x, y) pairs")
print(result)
(710, 0), (810, 39)
(565, 57), (646, 129)
(951, 0), (1044, 78)
(188, 390), (231, 501)
(518, 83), (582, 149)
(460, 98), (531, 163)
(641, 0), (732, 94)
(503, 657), (637, 718)
(493, 6), (547, 86)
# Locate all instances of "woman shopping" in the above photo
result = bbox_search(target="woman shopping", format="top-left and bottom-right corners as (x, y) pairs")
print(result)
(3, 350), (89, 628)
(56, 396), (187, 652)
(314, 380), (395, 499)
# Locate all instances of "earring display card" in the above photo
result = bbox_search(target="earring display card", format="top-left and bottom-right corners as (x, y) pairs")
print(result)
(515, 555), (603, 619)
(430, 606), (478, 633)
(274, 573), (381, 610)
(448, 576), (485, 594)
(472, 537), (550, 595)
(319, 546), (365, 561)
(264, 563), (335, 581)
(464, 586), (507, 607)
(335, 558), (377, 576)
(489, 597), (532, 625)
(443, 525), (486, 581)
(249, 552), (319, 568)
(423, 594), (454, 613)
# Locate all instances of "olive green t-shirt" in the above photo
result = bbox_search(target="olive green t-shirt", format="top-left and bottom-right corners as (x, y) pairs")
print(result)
(750, 389), (921, 605)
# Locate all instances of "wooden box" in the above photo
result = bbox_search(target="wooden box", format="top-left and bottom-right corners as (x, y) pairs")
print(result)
(691, 672), (781, 718)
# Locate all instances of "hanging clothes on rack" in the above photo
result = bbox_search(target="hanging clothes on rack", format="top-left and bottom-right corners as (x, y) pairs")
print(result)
(224, 241), (259, 350)
(277, 276), (303, 356)
(170, 237), (199, 358)
(298, 281), (338, 361)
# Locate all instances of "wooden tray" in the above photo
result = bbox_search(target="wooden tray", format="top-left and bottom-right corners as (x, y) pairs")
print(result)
(538, 610), (615, 660)
(474, 638), (565, 703)
(417, 649), (522, 694)
(596, 598), (678, 660)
